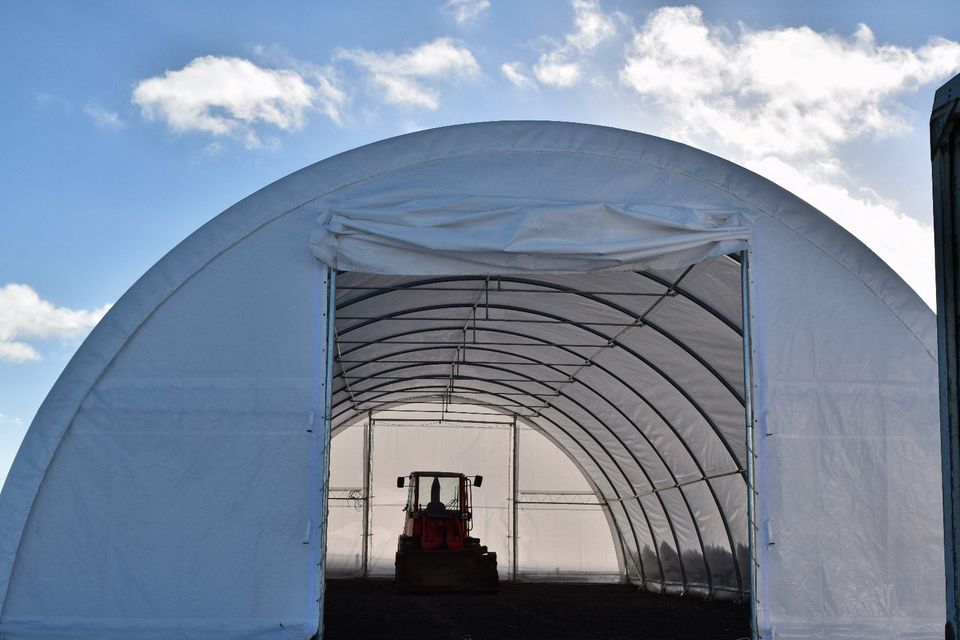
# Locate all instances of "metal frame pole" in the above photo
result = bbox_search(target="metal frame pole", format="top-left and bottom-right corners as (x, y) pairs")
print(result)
(314, 268), (337, 639)
(361, 410), (373, 578)
(932, 72), (960, 640)
(740, 250), (760, 640)
(511, 414), (519, 581)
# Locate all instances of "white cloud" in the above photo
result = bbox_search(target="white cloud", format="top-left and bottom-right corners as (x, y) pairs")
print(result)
(0, 414), (24, 428)
(132, 55), (345, 148)
(566, 0), (618, 51)
(249, 45), (350, 126)
(533, 52), (582, 87)
(338, 38), (480, 109)
(309, 70), (349, 124)
(533, 0), (617, 88)
(203, 141), (223, 156)
(0, 342), (40, 363)
(83, 103), (125, 129)
(501, 61), (536, 89)
(613, 6), (960, 307)
(443, 0), (490, 25)
(0, 284), (111, 363)
(619, 7), (960, 159)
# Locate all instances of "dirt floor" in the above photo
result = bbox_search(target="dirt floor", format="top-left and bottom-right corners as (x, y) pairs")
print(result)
(324, 579), (750, 640)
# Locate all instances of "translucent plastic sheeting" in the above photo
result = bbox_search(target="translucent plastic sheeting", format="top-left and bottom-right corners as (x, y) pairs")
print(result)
(325, 407), (621, 583)
(517, 425), (620, 581)
(516, 506), (620, 582)
(369, 417), (510, 577)
(326, 504), (363, 576)
(326, 423), (364, 576)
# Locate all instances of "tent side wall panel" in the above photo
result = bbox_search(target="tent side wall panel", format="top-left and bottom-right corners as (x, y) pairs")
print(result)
(1, 210), (322, 639)
(752, 217), (943, 638)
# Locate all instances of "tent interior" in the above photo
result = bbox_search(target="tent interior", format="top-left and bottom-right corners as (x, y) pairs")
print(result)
(323, 259), (751, 601)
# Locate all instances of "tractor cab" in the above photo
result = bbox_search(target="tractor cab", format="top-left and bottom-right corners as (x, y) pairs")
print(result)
(395, 471), (498, 593)
(398, 472), (480, 549)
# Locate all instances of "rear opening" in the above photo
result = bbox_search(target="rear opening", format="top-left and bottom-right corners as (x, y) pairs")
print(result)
(326, 403), (622, 583)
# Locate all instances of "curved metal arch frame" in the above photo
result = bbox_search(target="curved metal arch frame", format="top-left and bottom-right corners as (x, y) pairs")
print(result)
(337, 299), (744, 476)
(340, 336), (713, 483)
(338, 270), (744, 340)
(330, 273), (749, 597)
(338, 323), (747, 594)
(340, 322), (740, 481)
(336, 277), (745, 477)
(334, 380), (745, 598)
(328, 393), (631, 583)
(340, 324), (731, 479)
(337, 274), (745, 405)
(336, 303), (746, 595)
(336, 356), (696, 585)
(333, 344), (728, 593)
(337, 271), (744, 406)
(330, 379), (659, 585)
(636, 269), (742, 336)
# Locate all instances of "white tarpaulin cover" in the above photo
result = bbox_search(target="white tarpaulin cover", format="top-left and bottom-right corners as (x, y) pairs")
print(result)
(0, 121), (942, 639)
(311, 196), (751, 274)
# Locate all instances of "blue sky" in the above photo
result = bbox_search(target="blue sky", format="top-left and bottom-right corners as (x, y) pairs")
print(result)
(2, 0), (959, 486)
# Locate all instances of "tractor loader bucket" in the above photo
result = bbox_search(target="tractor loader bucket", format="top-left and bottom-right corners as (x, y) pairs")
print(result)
(395, 547), (499, 593)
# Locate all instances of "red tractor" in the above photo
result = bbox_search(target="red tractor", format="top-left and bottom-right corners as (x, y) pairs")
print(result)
(395, 471), (499, 593)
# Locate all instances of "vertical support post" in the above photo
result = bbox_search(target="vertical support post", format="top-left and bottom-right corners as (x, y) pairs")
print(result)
(740, 250), (760, 640)
(312, 267), (337, 639)
(932, 73), (960, 640)
(511, 414), (519, 581)
(361, 411), (374, 578)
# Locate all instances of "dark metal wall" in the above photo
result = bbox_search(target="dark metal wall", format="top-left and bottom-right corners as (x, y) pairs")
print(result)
(932, 72), (960, 640)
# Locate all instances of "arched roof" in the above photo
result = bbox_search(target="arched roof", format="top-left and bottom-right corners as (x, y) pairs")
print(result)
(0, 121), (941, 639)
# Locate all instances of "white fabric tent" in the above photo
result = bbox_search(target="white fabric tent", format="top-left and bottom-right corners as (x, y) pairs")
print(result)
(0, 121), (942, 639)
